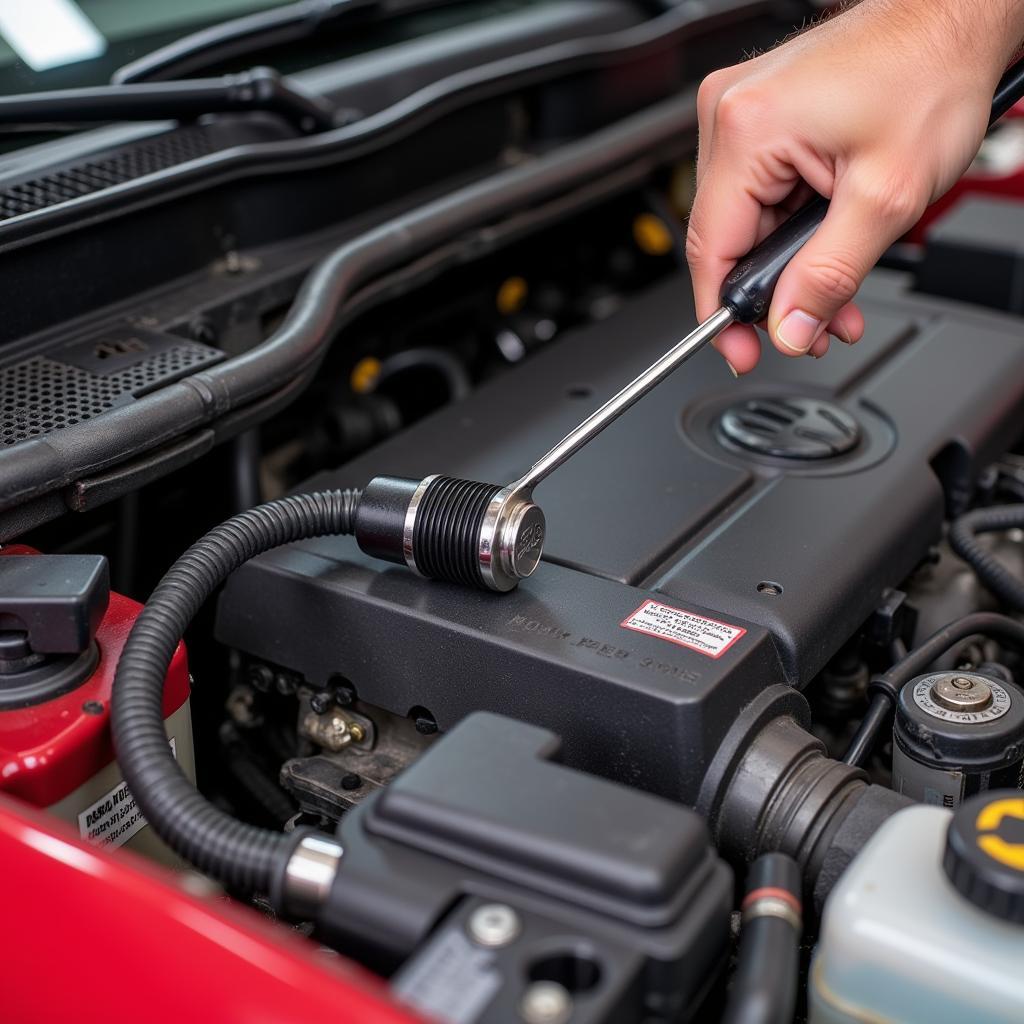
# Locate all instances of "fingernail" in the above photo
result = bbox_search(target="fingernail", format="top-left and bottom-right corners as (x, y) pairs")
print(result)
(725, 358), (739, 378)
(836, 326), (854, 345)
(777, 310), (823, 354)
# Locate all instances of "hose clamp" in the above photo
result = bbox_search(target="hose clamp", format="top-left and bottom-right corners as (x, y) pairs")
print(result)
(283, 835), (344, 919)
(741, 889), (802, 932)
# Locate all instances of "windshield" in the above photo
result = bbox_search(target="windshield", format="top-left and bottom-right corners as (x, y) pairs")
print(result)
(0, 0), (538, 92)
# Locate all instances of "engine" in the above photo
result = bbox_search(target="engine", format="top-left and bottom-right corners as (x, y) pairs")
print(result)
(3, 2), (1024, 1022)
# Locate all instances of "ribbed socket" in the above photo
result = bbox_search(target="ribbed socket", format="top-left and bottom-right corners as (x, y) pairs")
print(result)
(414, 476), (502, 588)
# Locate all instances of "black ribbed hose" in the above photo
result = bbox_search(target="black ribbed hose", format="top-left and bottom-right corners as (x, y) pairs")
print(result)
(843, 611), (1024, 767)
(949, 505), (1024, 611)
(111, 489), (360, 894)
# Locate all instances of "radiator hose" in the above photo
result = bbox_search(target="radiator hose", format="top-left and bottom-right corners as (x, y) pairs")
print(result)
(949, 504), (1024, 611)
(111, 489), (361, 894)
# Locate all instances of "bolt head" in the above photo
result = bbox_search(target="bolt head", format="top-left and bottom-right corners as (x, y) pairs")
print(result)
(520, 982), (572, 1024)
(467, 903), (520, 948)
(309, 692), (332, 714)
(414, 714), (438, 735)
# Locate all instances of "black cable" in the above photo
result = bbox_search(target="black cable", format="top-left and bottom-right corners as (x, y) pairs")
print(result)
(842, 694), (890, 769)
(949, 505), (1024, 611)
(843, 612), (1024, 766)
(111, 489), (360, 893)
(723, 852), (802, 1024)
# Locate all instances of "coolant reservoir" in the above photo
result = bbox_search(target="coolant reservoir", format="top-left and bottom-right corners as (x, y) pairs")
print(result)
(810, 794), (1024, 1024)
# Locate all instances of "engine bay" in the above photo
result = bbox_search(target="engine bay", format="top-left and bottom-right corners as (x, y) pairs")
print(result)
(3, 2), (1024, 1022)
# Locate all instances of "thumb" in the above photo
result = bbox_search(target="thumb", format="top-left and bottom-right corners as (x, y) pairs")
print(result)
(766, 175), (923, 356)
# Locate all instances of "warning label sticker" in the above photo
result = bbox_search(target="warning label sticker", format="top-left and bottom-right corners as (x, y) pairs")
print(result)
(621, 600), (745, 659)
(78, 739), (175, 848)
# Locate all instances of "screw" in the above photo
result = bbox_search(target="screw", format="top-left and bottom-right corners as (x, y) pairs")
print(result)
(82, 700), (104, 715)
(310, 691), (333, 714)
(520, 982), (572, 1024)
(341, 773), (362, 791)
(952, 677), (976, 690)
(467, 904), (520, 948)
(334, 682), (356, 707)
(413, 711), (438, 735)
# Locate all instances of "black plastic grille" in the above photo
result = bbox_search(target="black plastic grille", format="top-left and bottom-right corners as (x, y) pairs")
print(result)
(0, 126), (213, 221)
(0, 340), (221, 446)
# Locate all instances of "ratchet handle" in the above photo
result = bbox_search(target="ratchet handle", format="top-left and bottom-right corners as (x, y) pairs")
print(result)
(718, 195), (828, 324)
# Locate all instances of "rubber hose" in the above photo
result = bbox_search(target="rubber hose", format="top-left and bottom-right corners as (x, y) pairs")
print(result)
(949, 505), (1024, 611)
(111, 489), (360, 894)
(723, 852), (802, 1024)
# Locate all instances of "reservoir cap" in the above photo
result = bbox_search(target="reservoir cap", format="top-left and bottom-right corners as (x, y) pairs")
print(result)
(944, 790), (1024, 923)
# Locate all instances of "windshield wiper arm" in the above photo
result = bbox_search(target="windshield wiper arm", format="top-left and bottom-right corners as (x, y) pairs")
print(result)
(0, 67), (337, 134)
(112, 0), (463, 85)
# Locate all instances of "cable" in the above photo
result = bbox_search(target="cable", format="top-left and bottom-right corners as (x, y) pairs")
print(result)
(843, 612), (1024, 766)
(949, 504), (1024, 611)
(111, 489), (360, 894)
(723, 852), (802, 1024)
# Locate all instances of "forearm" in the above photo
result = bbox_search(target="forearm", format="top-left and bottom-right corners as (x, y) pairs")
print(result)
(843, 0), (1024, 81)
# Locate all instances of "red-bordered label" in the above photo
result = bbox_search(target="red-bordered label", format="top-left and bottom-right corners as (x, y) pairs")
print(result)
(620, 599), (746, 659)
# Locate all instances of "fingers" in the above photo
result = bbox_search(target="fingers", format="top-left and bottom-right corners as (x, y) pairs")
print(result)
(689, 81), (812, 374)
(766, 170), (923, 356)
(827, 303), (864, 346)
(714, 323), (762, 375)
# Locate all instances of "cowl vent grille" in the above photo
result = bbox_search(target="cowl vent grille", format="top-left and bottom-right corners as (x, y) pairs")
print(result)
(0, 126), (213, 221)
(0, 330), (223, 446)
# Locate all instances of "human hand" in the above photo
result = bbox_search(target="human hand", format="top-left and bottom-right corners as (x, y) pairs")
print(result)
(686, 0), (1018, 373)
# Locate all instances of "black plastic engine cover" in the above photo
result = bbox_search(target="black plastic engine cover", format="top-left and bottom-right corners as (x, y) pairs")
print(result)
(216, 269), (1024, 800)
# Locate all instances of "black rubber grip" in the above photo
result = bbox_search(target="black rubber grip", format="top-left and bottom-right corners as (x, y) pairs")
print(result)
(718, 195), (828, 324)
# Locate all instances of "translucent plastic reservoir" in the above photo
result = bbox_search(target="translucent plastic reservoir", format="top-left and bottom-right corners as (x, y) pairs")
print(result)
(810, 805), (1024, 1024)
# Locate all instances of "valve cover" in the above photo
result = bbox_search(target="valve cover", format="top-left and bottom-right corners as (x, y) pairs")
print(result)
(216, 269), (1024, 801)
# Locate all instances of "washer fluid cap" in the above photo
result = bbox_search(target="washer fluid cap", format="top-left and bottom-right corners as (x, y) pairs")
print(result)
(718, 396), (860, 460)
(944, 790), (1024, 923)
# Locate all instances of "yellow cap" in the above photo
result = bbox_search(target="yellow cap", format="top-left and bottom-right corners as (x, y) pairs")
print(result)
(350, 356), (382, 395)
(496, 276), (528, 316)
(632, 213), (675, 257)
